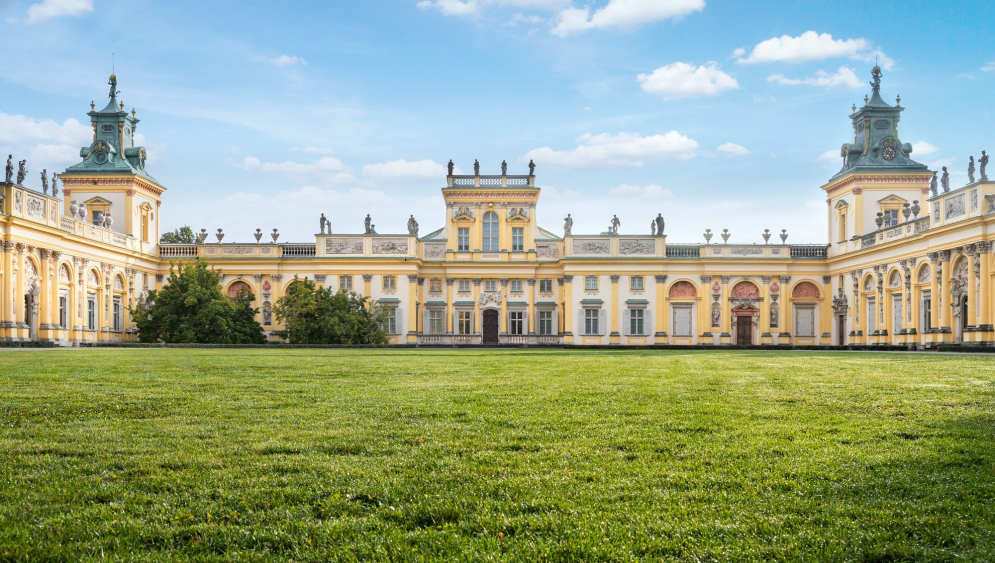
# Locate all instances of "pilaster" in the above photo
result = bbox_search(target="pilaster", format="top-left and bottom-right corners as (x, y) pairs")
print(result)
(699, 275), (713, 342)
(719, 275), (731, 345)
(609, 275), (620, 343)
(526, 278), (536, 336)
(362, 274), (372, 298)
(654, 275), (667, 342)
(938, 250), (952, 341)
(978, 242), (993, 342)
(760, 275), (772, 345)
(965, 245), (979, 342)
(407, 274), (419, 342)
(562, 276), (573, 343)
(445, 277), (454, 334)
(499, 278), (508, 334)
(927, 252), (939, 345)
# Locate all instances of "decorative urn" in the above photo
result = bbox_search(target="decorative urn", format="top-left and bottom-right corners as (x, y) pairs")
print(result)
(69, 200), (79, 217)
(875, 212), (884, 228)
(779, 229), (788, 244)
(254, 228), (263, 243)
(721, 229), (730, 244)
(902, 203), (911, 221)
(762, 229), (771, 244)
(911, 200), (920, 219)
(103, 212), (113, 229)
(77, 202), (87, 221)
(198, 229), (208, 243)
(216, 228), (224, 243)
(271, 228), (280, 243)
(703, 229), (712, 243)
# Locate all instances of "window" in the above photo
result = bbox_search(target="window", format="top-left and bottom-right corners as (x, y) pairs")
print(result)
(585, 276), (598, 291)
(458, 279), (471, 293)
(112, 298), (122, 332)
(538, 310), (553, 335)
(630, 276), (644, 291)
(458, 311), (472, 334)
(485, 280), (497, 292)
(86, 296), (96, 330)
(922, 292), (932, 332)
(429, 310), (444, 334)
(883, 209), (899, 228)
(510, 279), (523, 293)
(383, 308), (397, 334)
(458, 227), (470, 251)
(59, 295), (67, 328)
(339, 275), (353, 291)
(142, 273), (148, 288)
(512, 227), (524, 251)
(630, 309), (644, 335)
(839, 213), (847, 241)
(539, 279), (553, 293)
(867, 297), (876, 331)
(585, 309), (599, 335)
(509, 311), (524, 335)
(383, 275), (396, 291)
(429, 278), (443, 293)
(482, 211), (499, 252)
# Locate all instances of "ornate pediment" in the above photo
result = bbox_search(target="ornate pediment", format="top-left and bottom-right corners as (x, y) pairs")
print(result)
(506, 207), (529, 221)
(452, 206), (475, 221)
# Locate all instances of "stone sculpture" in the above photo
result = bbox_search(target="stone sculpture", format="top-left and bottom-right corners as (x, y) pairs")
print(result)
(254, 228), (263, 242)
(770, 307), (779, 327)
(930, 171), (938, 197)
(41, 169), (48, 194)
(711, 307), (721, 327)
(650, 220), (656, 236)
(104, 212), (114, 229)
(271, 228), (280, 243)
(563, 213), (573, 236)
(941, 167), (950, 192)
(4, 155), (12, 183)
(77, 202), (87, 221)
(16, 159), (27, 185)
(407, 215), (419, 236)
(721, 229), (730, 243)
(528, 159), (536, 175)
(364, 214), (372, 234)
(216, 228), (224, 243)
(501, 160), (507, 175)
(655, 213), (664, 235)
(763, 229), (771, 244)
(968, 156), (976, 184)
(51, 174), (59, 197)
(319, 213), (329, 234)
(981, 151), (989, 182)
(198, 229), (208, 243)
(473, 159), (480, 175)
(69, 200), (79, 217)
(447, 159), (454, 175)
(610, 214), (620, 234)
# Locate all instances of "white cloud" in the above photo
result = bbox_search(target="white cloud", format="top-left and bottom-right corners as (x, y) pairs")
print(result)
(551, 0), (704, 36)
(298, 146), (335, 154)
(21, 0), (92, 23)
(237, 155), (355, 183)
(767, 66), (861, 88)
(417, 0), (482, 17)
(982, 62), (995, 72)
(608, 184), (675, 199)
(508, 12), (542, 25)
(637, 61), (739, 100)
(0, 112), (91, 145)
(418, 0), (571, 18)
(817, 149), (840, 162)
(911, 141), (938, 156)
(540, 184), (583, 199)
(731, 47), (746, 58)
(717, 142), (750, 157)
(524, 131), (698, 169)
(737, 31), (892, 69)
(362, 159), (461, 181)
(250, 55), (307, 66)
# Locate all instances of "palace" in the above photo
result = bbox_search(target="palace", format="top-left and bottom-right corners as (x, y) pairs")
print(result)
(2, 68), (993, 347)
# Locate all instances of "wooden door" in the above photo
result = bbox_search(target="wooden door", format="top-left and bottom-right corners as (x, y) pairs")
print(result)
(736, 315), (752, 345)
(672, 306), (692, 337)
(482, 309), (499, 344)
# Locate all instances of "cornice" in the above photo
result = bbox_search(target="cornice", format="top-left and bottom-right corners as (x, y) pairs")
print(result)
(61, 175), (166, 198)
(821, 172), (933, 197)
(442, 190), (538, 200)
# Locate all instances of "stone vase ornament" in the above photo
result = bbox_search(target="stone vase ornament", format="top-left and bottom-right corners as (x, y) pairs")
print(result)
(703, 229), (712, 243)
(69, 200), (78, 217)
(93, 210), (105, 227)
(103, 212), (113, 229)
(77, 202), (87, 221)
(875, 212), (884, 228)
(271, 229), (280, 243)
(762, 229), (771, 244)
(780, 229), (788, 244)
(254, 228), (262, 243)
(198, 229), (208, 243)
(911, 200), (920, 219)
(721, 229), (730, 244)
(902, 203), (911, 222)
(216, 228), (224, 243)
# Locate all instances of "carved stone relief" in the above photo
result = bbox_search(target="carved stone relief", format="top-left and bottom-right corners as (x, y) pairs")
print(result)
(222, 246), (255, 255)
(327, 238), (363, 254)
(945, 194), (965, 220)
(575, 240), (610, 255)
(87, 270), (99, 287)
(536, 244), (559, 259)
(730, 246), (764, 255)
(26, 195), (45, 220)
(730, 281), (759, 298)
(888, 270), (902, 288)
(863, 276), (875, 292)
(373, 239), (408, 254)
(668, 281), (697, 298)
(58, 264), (71, 283)
(423, 243), (446, 259)
(791, 281), (820, 298)
(619, 239), (654, 255)
(14, 191), (22, 214)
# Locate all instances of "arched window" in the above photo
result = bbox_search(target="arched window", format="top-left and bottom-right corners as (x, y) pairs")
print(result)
(228, 281), (252, 299)
(482, 211), (499, 252)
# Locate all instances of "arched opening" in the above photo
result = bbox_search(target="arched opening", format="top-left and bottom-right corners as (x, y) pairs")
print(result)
(482, 309), (499, 344)
(228, 280), (252, 299)
(482, 211), (499, 252)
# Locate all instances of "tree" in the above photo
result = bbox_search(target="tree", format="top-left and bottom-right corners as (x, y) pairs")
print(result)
(160, 226), (197, 244)
(274, 276), (387, 345)
(131, 259), (266, 344)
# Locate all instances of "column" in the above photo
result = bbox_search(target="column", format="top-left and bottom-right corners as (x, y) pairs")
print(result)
(779, 276), (792, 343)
(407, 274), (419, 343)
(471, 278), (480, 341)
(938, 250), (952, 341)
(719, 275), (731, 345)
(761, 275), (773, 345)
(314, 273), (326, 290)
(526, 278), (536, 339)
(978, 242), (993, 341)
(37, 249), (53, 341)
(821, 275), (833, 345)
(907, 259), (919, 345)
(0, 242), (12, 339)
(699, 275), (712, 343)
(654, 275), (667, 342)
(445, 277), (454, 334)
(15, 244), (26, 340)
(562, 275), (573, 343)
(965, 245), (978, 341)
(850, 269), (860, 343)
(362, 274), (372, 298)
(609, 275), (620, 344)
(499, 278), (508, 336)
(927, 252), (939, 344)
(270, 274), (284, 335)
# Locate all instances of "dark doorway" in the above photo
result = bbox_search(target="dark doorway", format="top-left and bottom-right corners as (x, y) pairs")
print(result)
(961, 296), (969, 330)
(482, 309), (499, 345)
(736, 315), (752, 345)
(837, 314), (846, 345)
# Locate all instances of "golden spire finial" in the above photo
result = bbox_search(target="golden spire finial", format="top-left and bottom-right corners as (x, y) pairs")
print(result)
(119, 101), (124, 111)
(131, 108), (136, 118)
(852, 103), (856, 112)
(90, 100), (95, 110)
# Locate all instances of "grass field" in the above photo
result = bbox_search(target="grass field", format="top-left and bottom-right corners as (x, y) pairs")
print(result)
(1, 349), (994, 562)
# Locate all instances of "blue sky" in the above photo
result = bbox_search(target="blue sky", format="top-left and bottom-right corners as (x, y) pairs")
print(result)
(1, 0), (992, 243)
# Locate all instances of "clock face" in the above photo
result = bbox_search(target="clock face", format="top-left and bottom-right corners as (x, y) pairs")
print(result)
(882, 146), (897, 161)
(94, 151), (107, 164)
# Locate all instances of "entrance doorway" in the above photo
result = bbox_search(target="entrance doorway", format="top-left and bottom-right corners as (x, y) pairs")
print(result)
(836, 314), (846, 345)
(482, 309), (499, 344)
(736, 315), (752, 345)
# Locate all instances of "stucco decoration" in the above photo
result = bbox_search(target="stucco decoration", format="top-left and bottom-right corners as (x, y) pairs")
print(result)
(888, 271), (902, 288)
(373, 239), (408, 254)
(575, 240), (609, 255)
(536, 244), (559, 259)
(917, 265), (931, 283)
(792, 281), (820, 298)
(971, 189), (978, 212)
(863, 276), (875, 292)
(952, 257), (968, 281)
(26, 195), (45, 220)
(327, 238), (363, 254)
(423, 243), (446, 259)
(619, 239), (654, 255)
(14, 190), (22, 214)
(222, 246), (255, 255)
(58, 264), (71, 283)
(668, 281), (697, 298)
(832, 288), (848, 315)
(730, 281), (759, 298)
(478, 292), (503, 307)
(945, 194), (965, 220)
(731, 246), (764, 255)
(114, 276), (124, 291)
(87, 269), (99, 287)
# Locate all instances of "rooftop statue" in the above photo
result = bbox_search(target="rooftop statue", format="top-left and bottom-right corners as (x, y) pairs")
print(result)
(4, 155), (11, 183)
(528, 159), (536, 176)
(501, 160), (507, 175)
(981, 151), (989, 182)
(41, 169), (48, 194)
(650, 220), (655, 236)
(16, 159), (27, 185)
(473, 159), (479, 175)
(941, 167), (950, 193)
(447, 159), (454, 176)
(108, 73), (118, 100)
(319, 213), (329, 235)
(407, 215), (419, 236)
(563, 213), (573, 236)
(51, 174), (59, 197)
(968, 156), (976, 184)
(610, 214), (620, 234)
(364, 214), (372, 234)
(655, 213), (665, 235)
(930, 171), (938, 197)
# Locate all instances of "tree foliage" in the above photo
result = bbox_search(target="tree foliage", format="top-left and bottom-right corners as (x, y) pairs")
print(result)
(274, 276), (388, 345)
(131, 259), (266, 344)
(160, 226), (197, 244)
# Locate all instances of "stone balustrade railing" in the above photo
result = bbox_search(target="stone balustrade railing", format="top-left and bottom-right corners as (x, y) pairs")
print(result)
(447, 175), (535, 188)
(665, 244), (701, 258)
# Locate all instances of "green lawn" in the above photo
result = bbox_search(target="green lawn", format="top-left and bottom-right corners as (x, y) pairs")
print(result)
(1, 350), (994, 562)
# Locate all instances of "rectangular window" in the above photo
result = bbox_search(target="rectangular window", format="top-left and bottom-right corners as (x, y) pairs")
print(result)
(384, 308), (397, 334)
(512, 227), (524, 251)
(510, 279), (523, 293)
(429, 278), (443, 293)
(59, 295), (67, 328)
(585, 309), (599, 335)
(485, 280), (497, 292)
(839, 214), (847, 241)
(883, 209), (899, 228)
(87, 297), (96, 330)
(539, 279), (553, 293)
(867, 297), (876, 331)
(458, 228), (470, 251)
(630, 309), (644, 335)
(339, 275), (353, 291)
(429, 310), (444, 334)
(538, 310), (553, 335)
(113, 299), (122, 332)
(142, 273), (148, 288)
(383, 275), (396, 291)
(922, 293), (932, 332)
(585, 276), (598, 291)
(458, 279), (471, 293)
(630, 276), (644, 291)
(509, 311), (524, 335)
(458, 311), (472, 335)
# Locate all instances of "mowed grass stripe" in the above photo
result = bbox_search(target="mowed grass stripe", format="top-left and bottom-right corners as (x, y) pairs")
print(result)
(1, 349), (993, 562)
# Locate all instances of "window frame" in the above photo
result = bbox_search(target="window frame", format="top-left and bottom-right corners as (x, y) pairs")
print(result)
(428, 309), (444, 335)
(630, 276), (644, 291)
(429, 278), (443, 293)
(458, 279), (471, 293)
(510, 279), (523, 293)
(458, 310), (472, 335)
(382, 275), (397, 291)
(585, 276), (598, 291)
(585, 308), (599, 335)
(383, 307), (397, 334)
(511, 227), (524, 251)
(485, 280), (497, 293)
(539, 279), (553, 293)
(457, 227), (470, 252)
(509, 311), (524, 335)
(629, 308), (644, 335)
(339, 275), (353, 291)
(482, 211), (500, 252)
(538, 310), (553, 335)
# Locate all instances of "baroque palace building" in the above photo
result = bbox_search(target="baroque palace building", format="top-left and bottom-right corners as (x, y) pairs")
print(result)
(1, 67), (993, 347)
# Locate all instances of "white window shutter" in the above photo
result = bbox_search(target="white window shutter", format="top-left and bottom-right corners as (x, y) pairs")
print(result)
(577, 310), (584, 336)
(623, 309), (630, 336)
(423, 309), (430, 334)
(523, 310), (529, 334)
(552, 309), (558, 334)
(397, 308), (403, 334)
(599, 308), (607, 336)
(644, 310), (652, 336)
(452, 310), (458, 334)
